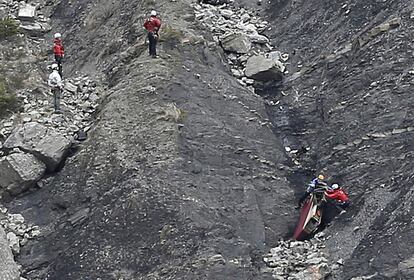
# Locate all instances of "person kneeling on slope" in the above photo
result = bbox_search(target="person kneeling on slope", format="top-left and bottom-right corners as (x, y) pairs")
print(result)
(325, 184), (350, 211)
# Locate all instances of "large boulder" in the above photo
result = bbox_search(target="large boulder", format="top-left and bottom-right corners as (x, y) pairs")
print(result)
(17, 4), (36, 21)
(220, 33), (251, 54)
(0, 152), (46, 195)
(244, 55), (284, 81)
(3, 122), (71, 172)
(0, 226), (20, 280)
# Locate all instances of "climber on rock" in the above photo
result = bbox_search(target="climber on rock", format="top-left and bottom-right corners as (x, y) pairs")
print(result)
(143, 10), (162, 58)
(48, 63), (63, 113)
(53, 33), (65, 78)
(297, 174), (328, 208)
(325, 184), (350, 211)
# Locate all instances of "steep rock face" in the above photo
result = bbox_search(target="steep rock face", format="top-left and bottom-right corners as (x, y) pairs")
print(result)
(251, 0), (414, 278)
(12, 0), (293, 279)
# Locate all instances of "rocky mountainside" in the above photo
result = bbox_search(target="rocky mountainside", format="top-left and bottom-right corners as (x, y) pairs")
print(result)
(0, 0), (413, 279)
(260, 0), (414, 278)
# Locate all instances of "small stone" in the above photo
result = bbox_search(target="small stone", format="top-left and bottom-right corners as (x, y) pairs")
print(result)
(6, 232), (20, 254)
(64, 82), (78, 93)
(209, 254), (225, 265)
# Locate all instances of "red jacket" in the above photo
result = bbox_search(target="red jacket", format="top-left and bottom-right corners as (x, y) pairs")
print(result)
(325, 189), (349, 202)
(144, 16), (161, 33)
(53, 38), (65, 57)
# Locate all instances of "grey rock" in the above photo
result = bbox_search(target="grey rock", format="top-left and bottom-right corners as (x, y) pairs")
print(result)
(6, 231), (20, 254)
(18, 4), (36, 21)
(0, 152), (46, 195)
(208, 254), (225, 265)
(201, 0), (231, 5)
(20, 22), (50, 36)
(64, 82), (78, 93)
(248, 34), (269, 44)
(398, 256), (414, 277)
(220, 33), (251, 54)
(3, 122), (71, 172)
(231, 68), (244, 78)
(68, 208), (90, 226)
(266, 51), (282, 61)
(0, 226), (20, 280)
(245, 55), (284, 81)
(220, 9), (234, 19)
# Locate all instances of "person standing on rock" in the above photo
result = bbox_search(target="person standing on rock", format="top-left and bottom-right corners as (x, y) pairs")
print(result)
(53, 33), (65, 78)
(48, 63), (63, 113)
(143, 10), (161, 58)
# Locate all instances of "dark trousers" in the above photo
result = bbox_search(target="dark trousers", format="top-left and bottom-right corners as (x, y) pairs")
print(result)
(148, 32), (158, 56)
(52, 87), (61, 111)
(55, 55), (63, 78)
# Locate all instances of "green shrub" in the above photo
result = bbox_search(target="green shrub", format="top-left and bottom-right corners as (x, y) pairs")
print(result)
(0, 81), (18, 116)
(0, 18), (19, 39)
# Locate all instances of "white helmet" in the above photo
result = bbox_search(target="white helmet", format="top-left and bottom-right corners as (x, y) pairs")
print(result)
(51, 63), (59, 70)
(54, 33), (61, 39)
(331, 184), (340, 190)
(150, 10), (157, 16)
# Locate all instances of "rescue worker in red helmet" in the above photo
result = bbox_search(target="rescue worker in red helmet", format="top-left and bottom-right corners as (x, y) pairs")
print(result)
(53, 33), (65, 77)
(143, 10), (162, 58)
(325, 184), (350, 210)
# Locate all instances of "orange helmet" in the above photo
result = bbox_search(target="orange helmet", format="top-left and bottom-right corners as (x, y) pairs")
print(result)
(318, 174), (325, 180)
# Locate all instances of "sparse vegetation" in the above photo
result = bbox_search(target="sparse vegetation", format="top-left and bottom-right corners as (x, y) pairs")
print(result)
(0, 81), (19, 116)
(160, 25), (184, 44)
(0, 18), (19, 39)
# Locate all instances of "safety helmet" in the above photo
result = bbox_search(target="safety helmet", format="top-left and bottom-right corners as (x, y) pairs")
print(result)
(51, 63), (59, 70)
(54, 33), (62, 39)
(331, 184), (339, 190)
(318, 174), (325, 180)
(150, 10), (157, 16)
